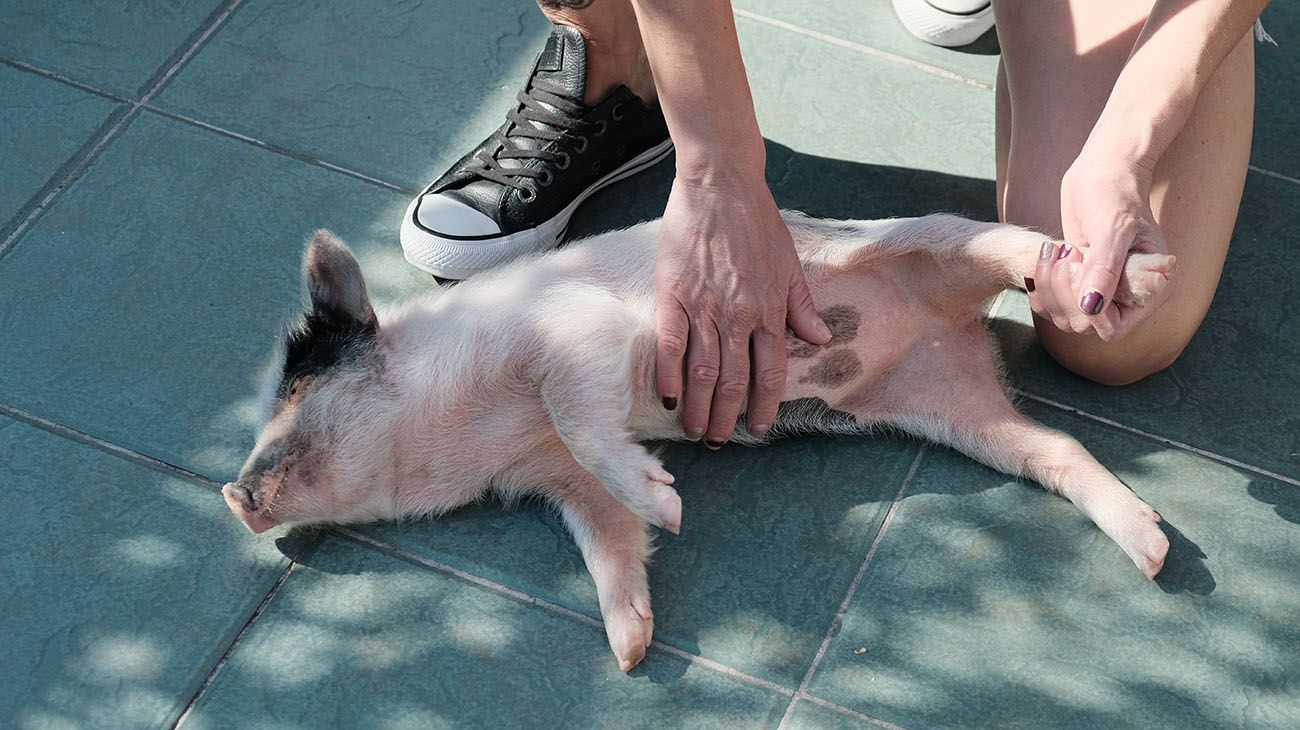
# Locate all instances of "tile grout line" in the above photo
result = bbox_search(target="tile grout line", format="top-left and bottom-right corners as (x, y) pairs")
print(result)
(0, 54), (416, 200)
(330, 526), (800, 699)
(775, 444), (928, 730)
(170, 557), (304, 729)
(0, 402), (222, 488)
(733, 8), (993, 90)
(1012, 389), (1300, 488)
(142, 105), (416, 195)
(0, 55), (134, 104)
(1247, 163), (1300, 187)
(0, 0), (246, 262)
(0, 106), (140, 259)
(136, 0), (246, 106)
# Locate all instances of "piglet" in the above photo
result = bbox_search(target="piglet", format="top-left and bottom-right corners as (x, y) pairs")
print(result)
(223, 212), (1174, 671)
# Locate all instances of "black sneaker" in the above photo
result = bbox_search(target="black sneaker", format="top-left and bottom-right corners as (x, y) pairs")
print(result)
(401, 24), (673, 279)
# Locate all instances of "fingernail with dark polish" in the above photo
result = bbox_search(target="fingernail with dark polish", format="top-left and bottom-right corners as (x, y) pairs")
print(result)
(1024, 277), (1036, 293)
(1039, 241), (1054, 261)
(1081, 290), (1104, 315)
(662, 396), (677, 411)
(1057, 245), (1072, 261)
(705, 439), (725, 450)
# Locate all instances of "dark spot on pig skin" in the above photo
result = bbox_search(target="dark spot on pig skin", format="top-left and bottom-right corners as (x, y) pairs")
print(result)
(788, 305), (861, 358)
(799, 349), (863, 388)
(278, 307), (376, 401)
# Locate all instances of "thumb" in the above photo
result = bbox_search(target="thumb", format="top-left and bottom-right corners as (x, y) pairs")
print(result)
(786, 271), (832, 344)
(1077, 238), (1129, 318)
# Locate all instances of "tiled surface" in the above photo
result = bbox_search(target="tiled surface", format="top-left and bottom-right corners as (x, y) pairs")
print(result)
(733, 0), (1000, 86)
(155, 0), (554, 193)
(0, 0), (225, 98)
(1254, 4), (1300, 179)
(810, 406), (1300, 729)
(365, 436), (920, 686)
(2, 1), (1297, 728)
(0, 112), (430, 482)
(0, 415), (303, 730)
(182, 537), (789, 730)
(0, 65), (121, 231)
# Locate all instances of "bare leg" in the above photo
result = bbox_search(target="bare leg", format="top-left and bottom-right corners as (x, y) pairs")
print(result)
(535, 0), (657, 105)
(994, 0), (1254, 385)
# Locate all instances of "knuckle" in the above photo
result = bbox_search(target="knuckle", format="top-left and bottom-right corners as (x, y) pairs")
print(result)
(658, 331), (687, 358)
(729, 297), (761, 324)
(755, 366), (787, 392)
(689, 363), (719, 384)
(715, 377), (749, 400)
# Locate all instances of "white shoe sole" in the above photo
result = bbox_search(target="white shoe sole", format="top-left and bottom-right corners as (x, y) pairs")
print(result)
(891, 0), (994, 48)
(401, 139), (674, 279)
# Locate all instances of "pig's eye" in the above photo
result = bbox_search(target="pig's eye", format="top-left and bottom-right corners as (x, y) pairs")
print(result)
(287, 376), (313, 403)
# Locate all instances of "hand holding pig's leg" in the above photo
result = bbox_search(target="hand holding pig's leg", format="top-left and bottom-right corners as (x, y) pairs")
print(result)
(552, 473), (656, 672)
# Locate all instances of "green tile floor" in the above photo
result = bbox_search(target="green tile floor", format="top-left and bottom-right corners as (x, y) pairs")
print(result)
(1, 2), (1296, 728)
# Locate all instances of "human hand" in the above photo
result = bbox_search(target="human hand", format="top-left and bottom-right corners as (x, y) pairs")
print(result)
(1030, 152), (1175, 342)
(654, 173), (831, 447)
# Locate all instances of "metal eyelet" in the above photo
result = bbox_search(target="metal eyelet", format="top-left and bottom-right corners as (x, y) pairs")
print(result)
(555, 151), (571, 170)
(516, 187), (536, 202)
(593, 120), (608, 137)
(574, 136), (589, 154)
(611, 103), (626, 121)
(538, 169), (554, 187)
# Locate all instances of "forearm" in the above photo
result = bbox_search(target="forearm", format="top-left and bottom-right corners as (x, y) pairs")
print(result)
(1087, 0), (1267, 172)
(627, 0), (766, 184)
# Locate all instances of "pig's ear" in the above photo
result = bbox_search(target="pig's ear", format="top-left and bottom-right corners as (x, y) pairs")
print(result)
(303, 230), (377, 330)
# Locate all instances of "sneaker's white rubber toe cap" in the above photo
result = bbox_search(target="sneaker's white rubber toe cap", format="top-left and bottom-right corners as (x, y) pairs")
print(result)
(413, 193), (501, 237)
(891, 0), (994, 48)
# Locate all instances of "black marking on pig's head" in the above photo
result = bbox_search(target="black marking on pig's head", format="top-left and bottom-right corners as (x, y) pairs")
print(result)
(276, 230), (379, 398)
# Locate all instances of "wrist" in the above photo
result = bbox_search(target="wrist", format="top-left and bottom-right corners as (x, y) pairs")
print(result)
(673, 132), (767, 189)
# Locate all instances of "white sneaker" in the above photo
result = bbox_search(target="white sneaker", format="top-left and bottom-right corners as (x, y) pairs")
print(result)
(891, 0), (994, 48)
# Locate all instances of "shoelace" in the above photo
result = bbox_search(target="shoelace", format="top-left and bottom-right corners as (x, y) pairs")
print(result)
(467, 77), (600, 193)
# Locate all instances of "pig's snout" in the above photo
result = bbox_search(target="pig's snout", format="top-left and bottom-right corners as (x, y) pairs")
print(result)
(222, 482), (281, 534)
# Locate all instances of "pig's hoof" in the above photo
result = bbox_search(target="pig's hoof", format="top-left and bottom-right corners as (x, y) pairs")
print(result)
(646, 465), (681, 535)
(1113, 503), (1169, 579)
(606, 592), (655, 672)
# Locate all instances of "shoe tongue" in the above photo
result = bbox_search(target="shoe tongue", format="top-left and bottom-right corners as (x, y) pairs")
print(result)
(532, 24), (587, 103)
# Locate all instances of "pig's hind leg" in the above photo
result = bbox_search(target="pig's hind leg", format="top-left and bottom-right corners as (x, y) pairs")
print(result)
(852, 334), (1169, 578)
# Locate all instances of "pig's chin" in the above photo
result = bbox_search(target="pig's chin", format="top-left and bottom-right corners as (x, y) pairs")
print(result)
(222, 483), (282, 534)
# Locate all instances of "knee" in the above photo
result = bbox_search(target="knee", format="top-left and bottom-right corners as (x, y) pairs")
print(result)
(1037, 326), (1193, 387)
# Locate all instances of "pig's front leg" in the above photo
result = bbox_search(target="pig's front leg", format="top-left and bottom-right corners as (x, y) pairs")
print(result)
(551, 470), (656, 672)
(539, 356), (682, 534)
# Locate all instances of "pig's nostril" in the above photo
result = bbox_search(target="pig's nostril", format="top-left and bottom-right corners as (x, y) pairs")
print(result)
(222, 482), (257, 510)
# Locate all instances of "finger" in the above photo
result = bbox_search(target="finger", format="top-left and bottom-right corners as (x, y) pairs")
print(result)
(745, 324), (787, 438)
(705, 323), (751, 448)
(1091, 299), (1122, 342)
(1052, 247), (1091, 334)
(784, 272), (832, 344)
(1034, 241), (1073, 331)
(654, 298), (689, 411)
(680, 315), (719, 442)
(1026, 241), (1055, 318)
(1077, 235), (1128, 322)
